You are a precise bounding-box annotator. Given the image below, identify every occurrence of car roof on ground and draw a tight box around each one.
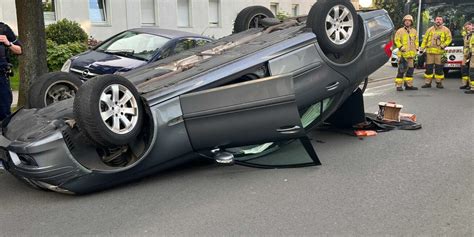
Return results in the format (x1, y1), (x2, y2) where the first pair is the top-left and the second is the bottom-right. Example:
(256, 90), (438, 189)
(129, 28), (211, 40)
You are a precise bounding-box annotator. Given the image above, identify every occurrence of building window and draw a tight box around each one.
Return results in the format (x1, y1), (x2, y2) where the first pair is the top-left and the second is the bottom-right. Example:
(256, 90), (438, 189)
(292, 4), (299, 17)
(208, 0), (220, 27)
(177, 0), (191, 27)
(89, 0), (107, 23)
(42, 0), (56, 23)
(270, 3), (279, 16)
(141, 0), (156, 26)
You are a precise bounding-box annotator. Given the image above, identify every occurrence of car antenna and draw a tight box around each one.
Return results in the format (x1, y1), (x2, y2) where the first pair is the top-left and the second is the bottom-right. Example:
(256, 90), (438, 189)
(200, 27), (209, 36)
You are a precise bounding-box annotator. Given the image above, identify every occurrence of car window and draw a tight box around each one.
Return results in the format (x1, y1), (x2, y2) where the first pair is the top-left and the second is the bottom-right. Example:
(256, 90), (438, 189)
(159, 46), (173, 60)
(366, 14), (393, 40)
(174, 39), (196, 54)
(225, 97), (334, 168)
(195, 39), (210, 47)
(97, 31), (170, 61)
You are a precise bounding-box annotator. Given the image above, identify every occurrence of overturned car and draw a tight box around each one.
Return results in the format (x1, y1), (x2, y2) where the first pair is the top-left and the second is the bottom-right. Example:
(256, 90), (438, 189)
(0, 0), (394, 194)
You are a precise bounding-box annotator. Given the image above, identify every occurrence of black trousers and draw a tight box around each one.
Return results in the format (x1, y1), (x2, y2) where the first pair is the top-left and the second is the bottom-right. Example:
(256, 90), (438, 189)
(0, 74), (12, 120)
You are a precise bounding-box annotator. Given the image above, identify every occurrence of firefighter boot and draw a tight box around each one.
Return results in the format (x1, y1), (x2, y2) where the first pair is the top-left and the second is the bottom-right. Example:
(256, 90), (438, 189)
(434, 64), (445, 89)
(395, 77), (404, 91)
(465, 81), (474, 94)
(461, 65), (470, 89)
(423, 64), (434, 88)
(404, 78), (418, 90)
(460, 84), (470, 89)
(421, 83), (432, 88)
(460, 77), (470, 89)
(422, 75), (433, 88)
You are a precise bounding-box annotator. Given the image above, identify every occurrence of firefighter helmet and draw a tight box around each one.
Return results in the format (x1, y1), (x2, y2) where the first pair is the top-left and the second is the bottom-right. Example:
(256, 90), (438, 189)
(403, 15), (414, 25)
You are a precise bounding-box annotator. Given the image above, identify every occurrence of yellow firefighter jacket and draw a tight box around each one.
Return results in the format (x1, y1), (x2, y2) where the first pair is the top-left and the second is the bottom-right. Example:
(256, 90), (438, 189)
(463, 30), (472, 58)
(470, 33), (474, 57)
(421, 25), (452, 55)
(394, 27), (418, 58)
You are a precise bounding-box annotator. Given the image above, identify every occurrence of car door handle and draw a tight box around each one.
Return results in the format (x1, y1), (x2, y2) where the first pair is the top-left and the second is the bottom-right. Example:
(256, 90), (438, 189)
(326, 81), (340, 91)
(277, 125), (301, 134)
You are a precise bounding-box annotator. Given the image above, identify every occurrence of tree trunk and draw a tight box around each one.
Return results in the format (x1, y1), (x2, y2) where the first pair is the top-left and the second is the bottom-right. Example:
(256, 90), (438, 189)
(15, 0), (48, 108)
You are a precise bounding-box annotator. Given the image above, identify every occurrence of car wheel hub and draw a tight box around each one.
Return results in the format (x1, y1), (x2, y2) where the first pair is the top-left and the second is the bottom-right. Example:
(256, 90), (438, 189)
(248, 14), (268, 29)
(325, 4), (354, 45)
(45, 81), (78, 106)
(99, 84), (139, 135)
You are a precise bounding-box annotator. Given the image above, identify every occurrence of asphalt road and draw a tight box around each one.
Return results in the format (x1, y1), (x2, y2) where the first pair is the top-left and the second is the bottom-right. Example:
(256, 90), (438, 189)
(1, 67), (472, 236)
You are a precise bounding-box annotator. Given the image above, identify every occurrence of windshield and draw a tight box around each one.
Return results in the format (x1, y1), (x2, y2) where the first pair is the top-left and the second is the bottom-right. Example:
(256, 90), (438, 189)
(420, 2), (474, 46)
(96, 31), (170, 61)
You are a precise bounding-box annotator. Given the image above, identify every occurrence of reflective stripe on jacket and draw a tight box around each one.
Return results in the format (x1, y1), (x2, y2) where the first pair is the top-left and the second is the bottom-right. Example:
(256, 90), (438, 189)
(421, 26), (452, 55)
(394, 27), (418, 58)
(463, 31), (472, 57)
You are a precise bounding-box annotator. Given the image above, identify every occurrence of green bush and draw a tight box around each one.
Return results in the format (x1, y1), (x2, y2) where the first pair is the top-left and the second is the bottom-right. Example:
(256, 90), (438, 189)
(276, 11), (291, 21)
(46, 39), (87, 71)
(8, 52), (19, 68)
(10, 67), (19, 91)
(46, 19), (88, 45)
(42, 0), (54, 12)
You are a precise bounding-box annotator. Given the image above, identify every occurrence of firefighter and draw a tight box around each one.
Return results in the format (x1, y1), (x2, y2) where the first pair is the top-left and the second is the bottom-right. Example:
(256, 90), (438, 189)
(420, 16), (452, 89)
(394, 15), (419, 91)
(460, 22), (472, 90)
(466, 27), (474, 94)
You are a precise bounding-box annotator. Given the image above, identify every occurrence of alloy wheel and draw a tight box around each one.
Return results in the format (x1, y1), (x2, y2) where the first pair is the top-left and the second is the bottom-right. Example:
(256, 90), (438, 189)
(325, 5), (354, 45)
(99, 84), (139, 135)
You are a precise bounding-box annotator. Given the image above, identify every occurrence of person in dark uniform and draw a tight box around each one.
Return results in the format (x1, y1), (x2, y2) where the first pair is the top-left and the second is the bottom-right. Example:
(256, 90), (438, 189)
(0, 22), (22, 121)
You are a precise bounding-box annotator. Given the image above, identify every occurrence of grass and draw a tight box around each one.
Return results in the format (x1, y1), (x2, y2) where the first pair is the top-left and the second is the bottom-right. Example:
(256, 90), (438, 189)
(10, 67), (20, 91)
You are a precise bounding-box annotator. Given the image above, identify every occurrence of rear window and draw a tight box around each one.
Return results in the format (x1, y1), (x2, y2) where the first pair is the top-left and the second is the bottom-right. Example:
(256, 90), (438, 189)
(366, 14), (393, 39)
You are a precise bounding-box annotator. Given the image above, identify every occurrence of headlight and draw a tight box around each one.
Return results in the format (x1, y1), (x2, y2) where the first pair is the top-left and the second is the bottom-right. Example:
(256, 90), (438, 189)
(61, 59), (72, 72)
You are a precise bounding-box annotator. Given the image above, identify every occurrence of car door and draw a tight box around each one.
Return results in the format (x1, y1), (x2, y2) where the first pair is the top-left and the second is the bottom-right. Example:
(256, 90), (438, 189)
(180, 74), (306, 151)
(268, 44), (349, 105)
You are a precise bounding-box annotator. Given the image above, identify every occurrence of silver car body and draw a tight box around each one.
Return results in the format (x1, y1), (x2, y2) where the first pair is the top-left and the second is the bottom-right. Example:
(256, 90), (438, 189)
(0, 10), (394, 194)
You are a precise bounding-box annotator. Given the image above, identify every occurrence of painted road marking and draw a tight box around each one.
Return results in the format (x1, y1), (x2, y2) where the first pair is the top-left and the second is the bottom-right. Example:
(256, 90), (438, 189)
(364, 83), (393, 97)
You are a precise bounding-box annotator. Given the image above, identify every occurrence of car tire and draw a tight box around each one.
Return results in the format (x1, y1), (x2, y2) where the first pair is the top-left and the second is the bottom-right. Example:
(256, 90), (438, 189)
(306, 0), (359, 54)
(73, 75), (144, 147)
(28, 72), (83, 108)
(233, 6), (275, 33)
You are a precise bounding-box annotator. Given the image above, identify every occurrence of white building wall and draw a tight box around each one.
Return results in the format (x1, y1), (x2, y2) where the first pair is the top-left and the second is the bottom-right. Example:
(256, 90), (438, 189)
(0, 0), (16, 30)
(1, 0), (360, 40)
